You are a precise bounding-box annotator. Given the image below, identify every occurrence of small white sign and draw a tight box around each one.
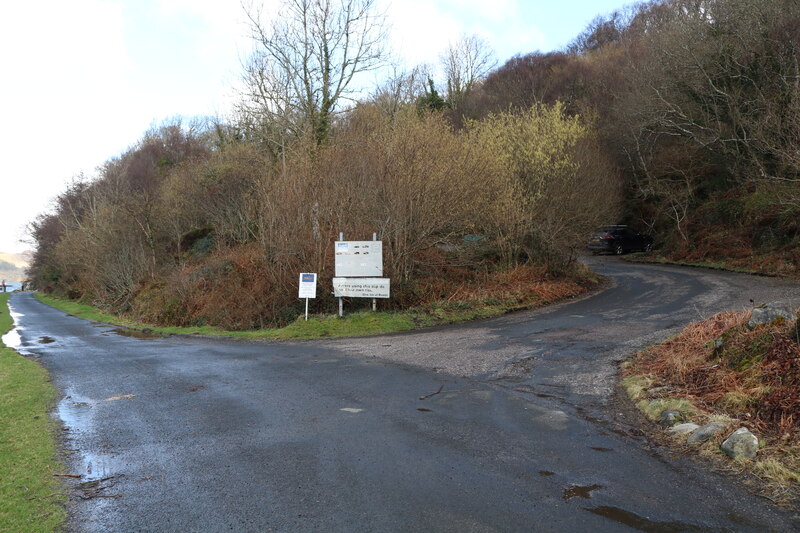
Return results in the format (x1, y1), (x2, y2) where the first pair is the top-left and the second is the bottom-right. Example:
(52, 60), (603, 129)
(298, 273), (317, 299)
(333, 277), (390, 298)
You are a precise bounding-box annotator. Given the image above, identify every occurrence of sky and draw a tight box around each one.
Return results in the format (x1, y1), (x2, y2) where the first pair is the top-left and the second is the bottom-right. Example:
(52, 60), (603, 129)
(0, 0), (629, 255)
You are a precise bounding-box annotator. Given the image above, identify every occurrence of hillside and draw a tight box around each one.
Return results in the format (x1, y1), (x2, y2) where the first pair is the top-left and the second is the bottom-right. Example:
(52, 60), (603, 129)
(0, 251), (30, 282)
(26, 0), (800, 326)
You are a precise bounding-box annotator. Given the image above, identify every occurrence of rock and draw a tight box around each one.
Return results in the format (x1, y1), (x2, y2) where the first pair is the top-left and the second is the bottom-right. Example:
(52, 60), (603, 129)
(667, 423), (699, 435)
(721, 428), (759, 460)
(659, 410), (683, 427)
(687, 421), (728, 445)
(748, 303), (797, 327)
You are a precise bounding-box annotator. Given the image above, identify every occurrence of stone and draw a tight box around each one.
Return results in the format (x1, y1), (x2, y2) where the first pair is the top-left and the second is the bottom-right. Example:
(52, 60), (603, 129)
(748, 303), (797, 328)
(659, 410), (683, 427)
(687, 421), (728, 445)
(667, 423), (699, 435)
(721, 428), (759, 460)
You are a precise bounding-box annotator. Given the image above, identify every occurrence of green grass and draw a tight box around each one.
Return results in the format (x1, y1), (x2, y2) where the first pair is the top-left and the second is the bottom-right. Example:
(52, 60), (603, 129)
(34, 293), (550, 341)
(0, 294), (67, 532)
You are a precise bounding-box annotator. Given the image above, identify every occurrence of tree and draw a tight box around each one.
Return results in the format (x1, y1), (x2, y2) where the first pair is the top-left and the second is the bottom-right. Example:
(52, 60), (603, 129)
(241, 0), (388, 147)
(441, 34), (496, 108)
(416, 78), (449, 113)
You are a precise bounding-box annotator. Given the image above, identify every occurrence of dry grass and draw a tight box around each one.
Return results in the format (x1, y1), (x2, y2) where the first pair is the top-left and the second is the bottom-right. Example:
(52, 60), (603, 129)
(624, 309), (800, 494)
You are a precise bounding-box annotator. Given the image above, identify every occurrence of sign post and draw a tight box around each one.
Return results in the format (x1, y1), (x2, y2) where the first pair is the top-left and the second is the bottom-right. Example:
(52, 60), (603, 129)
(334, 232), (390, 317)
(298, 273), (317, 321)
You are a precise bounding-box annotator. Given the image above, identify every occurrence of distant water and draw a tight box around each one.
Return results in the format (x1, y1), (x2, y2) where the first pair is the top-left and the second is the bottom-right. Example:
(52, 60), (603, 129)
(1, 281), (22, 292)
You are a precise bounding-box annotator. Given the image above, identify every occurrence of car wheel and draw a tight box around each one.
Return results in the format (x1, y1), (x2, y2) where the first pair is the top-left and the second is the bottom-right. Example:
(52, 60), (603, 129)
(614, 244), (624, 255)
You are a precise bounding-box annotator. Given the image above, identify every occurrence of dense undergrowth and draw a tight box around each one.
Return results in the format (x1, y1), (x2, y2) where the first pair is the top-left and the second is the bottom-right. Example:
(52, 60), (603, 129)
(640, 184), (800, 278)
(624, 308), (800, 491)
(38, 264), (598, 339)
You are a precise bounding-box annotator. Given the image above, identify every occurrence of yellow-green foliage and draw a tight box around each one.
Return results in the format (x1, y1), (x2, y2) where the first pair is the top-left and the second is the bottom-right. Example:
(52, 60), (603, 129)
(472, 102), (585, 199)
(469, 103), (622, 270)
(0, 294), (66, 532)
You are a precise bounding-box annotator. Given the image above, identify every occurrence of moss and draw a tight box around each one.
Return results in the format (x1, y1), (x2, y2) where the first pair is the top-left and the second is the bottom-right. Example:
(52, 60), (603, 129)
(636, 397), (698, 421)
(621, 375), (653, 401)
(711, 328), (773, 371)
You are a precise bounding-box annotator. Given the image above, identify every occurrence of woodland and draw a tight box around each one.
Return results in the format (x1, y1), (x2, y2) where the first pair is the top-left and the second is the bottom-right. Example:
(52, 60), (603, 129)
(28, 0), (800, 329)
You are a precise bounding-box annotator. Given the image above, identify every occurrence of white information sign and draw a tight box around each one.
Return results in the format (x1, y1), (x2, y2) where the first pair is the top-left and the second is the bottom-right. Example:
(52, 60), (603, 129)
(298, 273), (317, 299)
(335, 241), (383, 277)
(333, 277), (390, 298)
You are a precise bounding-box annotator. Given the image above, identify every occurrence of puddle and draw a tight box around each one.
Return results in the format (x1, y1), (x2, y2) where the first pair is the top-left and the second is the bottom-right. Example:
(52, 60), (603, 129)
(57, 389), (117, 482)
(563, 484), (602, 500)
(585, 506), (716, 532)
(38, 336), (56, 344)
(1, 306), (28, 353)
(538, 470), (555, 476)
(417, 408), (432, 412)
(58, 393), (95, 431)
(112, 328), (165, 339)
(590, 447), (613, 452)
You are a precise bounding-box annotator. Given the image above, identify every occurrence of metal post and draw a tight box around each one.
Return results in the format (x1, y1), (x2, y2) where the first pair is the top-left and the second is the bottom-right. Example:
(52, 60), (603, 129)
(305, 298), (309, 321)
(372, 232), (377, 312)
(338, 232), (344, 318)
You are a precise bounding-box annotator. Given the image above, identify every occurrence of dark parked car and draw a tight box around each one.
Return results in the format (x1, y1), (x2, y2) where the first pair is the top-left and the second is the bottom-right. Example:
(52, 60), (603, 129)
(587, 225), (653, 255)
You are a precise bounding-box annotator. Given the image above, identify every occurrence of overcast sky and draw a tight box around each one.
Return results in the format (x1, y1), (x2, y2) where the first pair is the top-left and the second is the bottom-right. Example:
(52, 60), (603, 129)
(0, 0), (628, 254)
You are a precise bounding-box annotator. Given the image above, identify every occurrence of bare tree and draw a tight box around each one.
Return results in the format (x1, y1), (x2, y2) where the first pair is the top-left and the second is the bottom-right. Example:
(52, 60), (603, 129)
(369, 64), (431, 117)
(241, 0), (388, 147)
(441, 34), (496, 108)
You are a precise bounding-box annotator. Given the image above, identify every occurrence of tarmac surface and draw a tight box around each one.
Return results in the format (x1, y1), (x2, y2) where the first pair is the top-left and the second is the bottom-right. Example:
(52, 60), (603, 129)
(7, 257), (800, 532)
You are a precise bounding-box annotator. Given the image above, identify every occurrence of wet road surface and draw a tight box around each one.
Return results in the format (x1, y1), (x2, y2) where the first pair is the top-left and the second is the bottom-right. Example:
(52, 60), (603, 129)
(7, 258), (800, 532)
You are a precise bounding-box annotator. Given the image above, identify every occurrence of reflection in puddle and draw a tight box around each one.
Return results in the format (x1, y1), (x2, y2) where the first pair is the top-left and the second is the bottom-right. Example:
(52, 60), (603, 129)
(1, 306), (28, 353)
(590, 447), (613, 452)
(1, 327), (22, 349)
(563, 484), (602, 500)
(586, 506), (712, 532)
(38, 336), (56, 344)
(538, 470), (556, 476)
(57, 390), (115, 481)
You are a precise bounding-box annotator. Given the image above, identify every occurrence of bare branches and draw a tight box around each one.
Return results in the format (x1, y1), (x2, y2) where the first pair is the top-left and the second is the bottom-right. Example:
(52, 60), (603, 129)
(441, 34), (496, 108)
(239, 0), (388, 147)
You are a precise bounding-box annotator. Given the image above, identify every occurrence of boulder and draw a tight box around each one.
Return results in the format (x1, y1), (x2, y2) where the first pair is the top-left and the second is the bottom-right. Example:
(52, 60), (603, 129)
(748, 303), (796, 328)
(659, 410), (683, 427)
(687, 421), (727, 445)
(667, 423), (699, 435)
(721, 428), (759, 460)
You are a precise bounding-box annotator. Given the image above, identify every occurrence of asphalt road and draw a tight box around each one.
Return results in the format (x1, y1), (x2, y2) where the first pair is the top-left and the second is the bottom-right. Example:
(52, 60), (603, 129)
(7, 258), (800, 532)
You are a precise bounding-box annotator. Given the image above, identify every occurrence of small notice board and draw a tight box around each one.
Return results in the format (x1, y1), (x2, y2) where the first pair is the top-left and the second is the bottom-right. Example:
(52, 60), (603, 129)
(298, 273), (317, 299)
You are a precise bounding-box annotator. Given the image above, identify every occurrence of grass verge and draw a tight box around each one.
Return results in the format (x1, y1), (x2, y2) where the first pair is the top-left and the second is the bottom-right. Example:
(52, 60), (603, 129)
(0, 293), (67, 532)
(621, 309), (800, 502)
(35, 275), (596, 341)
